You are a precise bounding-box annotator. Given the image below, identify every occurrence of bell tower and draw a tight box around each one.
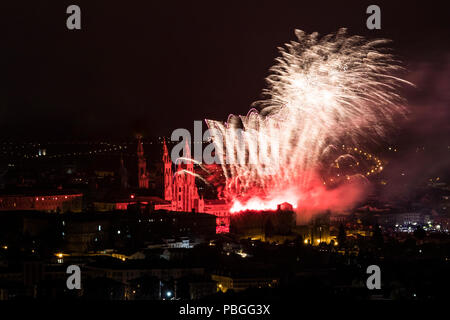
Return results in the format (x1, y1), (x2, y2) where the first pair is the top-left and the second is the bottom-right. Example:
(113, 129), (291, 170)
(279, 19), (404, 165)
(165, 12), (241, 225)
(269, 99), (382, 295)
(163, 139), (172, 201)
(137, 136), (149, 189)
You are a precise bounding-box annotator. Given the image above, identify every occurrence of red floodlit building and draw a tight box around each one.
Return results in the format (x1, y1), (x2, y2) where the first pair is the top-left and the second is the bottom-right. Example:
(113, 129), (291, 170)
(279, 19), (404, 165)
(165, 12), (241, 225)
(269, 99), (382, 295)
(95, 138), (232, 233)
(154, 140), (231, 233)
(0, 192), (83, 213)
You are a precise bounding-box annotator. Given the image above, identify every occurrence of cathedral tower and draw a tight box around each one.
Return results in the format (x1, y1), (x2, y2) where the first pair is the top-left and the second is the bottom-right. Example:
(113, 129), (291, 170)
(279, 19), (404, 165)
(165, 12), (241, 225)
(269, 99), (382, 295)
(119, 154), (128, 190)
(137, 136), (149, 189)
(163, 139), (172, 201)
(171, 141), (203, 212)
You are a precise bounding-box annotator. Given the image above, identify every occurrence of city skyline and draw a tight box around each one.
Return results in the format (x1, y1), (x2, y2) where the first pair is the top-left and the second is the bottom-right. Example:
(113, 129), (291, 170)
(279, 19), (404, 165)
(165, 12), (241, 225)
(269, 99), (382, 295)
(0, 0), (449, 309)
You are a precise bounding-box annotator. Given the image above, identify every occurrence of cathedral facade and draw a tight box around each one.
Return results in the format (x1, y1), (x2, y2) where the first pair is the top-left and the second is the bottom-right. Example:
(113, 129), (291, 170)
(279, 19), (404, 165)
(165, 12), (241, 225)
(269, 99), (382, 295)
(157, 140), (231, 232)
(159, 140), (204, 213)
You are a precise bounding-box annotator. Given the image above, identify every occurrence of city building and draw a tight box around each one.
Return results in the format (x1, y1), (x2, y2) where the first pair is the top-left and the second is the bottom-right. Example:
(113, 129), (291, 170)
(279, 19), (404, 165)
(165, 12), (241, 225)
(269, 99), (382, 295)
(155, 140), (231, 233)
(212, 272), (279, 293)
(377, 212), (430, 227)
(0, 191), (82, 213)
(22, 212), (112, 253)
(229, 204), (296, 240)
(85, 261), (205, 284)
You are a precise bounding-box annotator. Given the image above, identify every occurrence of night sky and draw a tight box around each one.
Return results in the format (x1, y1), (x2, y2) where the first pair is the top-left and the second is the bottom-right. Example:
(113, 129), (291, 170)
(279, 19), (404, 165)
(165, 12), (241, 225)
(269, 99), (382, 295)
(1, 0), (449, 141)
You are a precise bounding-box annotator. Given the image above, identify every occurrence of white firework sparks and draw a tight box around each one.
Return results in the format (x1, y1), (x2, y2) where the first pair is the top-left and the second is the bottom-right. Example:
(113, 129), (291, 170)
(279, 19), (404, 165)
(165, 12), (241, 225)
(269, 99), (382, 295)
(206, 28), (413, 213)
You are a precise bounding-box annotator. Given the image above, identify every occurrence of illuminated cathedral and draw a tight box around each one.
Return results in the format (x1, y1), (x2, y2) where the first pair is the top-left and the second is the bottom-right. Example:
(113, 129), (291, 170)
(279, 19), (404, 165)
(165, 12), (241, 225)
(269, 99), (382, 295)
(157, 140), (231, 233)
(162, 140), (204, 212)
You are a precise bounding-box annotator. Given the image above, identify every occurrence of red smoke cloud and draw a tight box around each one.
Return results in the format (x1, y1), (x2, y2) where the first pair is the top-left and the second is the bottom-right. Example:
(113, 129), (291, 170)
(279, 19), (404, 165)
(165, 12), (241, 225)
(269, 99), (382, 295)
(228, 171), (372, 223)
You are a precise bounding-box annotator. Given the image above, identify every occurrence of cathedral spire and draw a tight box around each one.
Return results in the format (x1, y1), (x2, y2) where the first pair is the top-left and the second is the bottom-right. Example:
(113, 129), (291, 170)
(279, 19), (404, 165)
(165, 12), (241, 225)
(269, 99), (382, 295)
(184, 139), (193, 172)
(163, 138), (173, 201)
(137, 135), (144, 157)
(184, 139), (191, 159)
(119, 153), (128, 190)
(137, 136), (149, 189)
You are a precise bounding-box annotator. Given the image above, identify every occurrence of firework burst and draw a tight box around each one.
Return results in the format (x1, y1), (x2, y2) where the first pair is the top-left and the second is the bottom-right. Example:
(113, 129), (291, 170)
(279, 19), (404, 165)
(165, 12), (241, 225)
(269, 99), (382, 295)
(206, 28), (413, 213)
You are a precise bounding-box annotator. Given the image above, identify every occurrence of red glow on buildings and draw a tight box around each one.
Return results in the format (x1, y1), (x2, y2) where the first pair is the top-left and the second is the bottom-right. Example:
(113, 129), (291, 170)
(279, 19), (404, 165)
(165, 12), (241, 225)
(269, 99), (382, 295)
(0, 192), (83, 213)
(155, 140), (232, 233)
(230, 197), (298, 213)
